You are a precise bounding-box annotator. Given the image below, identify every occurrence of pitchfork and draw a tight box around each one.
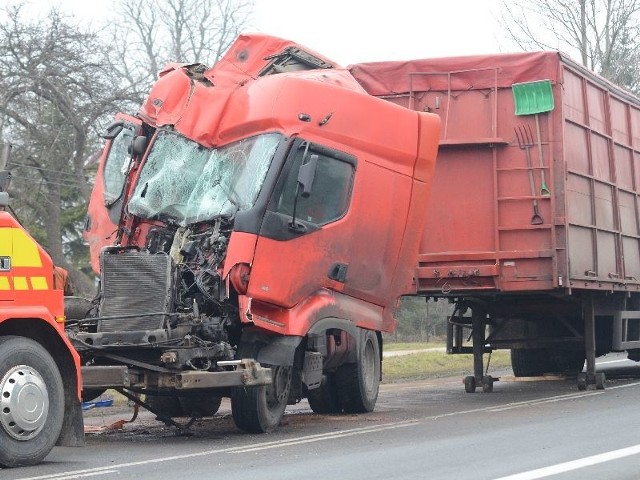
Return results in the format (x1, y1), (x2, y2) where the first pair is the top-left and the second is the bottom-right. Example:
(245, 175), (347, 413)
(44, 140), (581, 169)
(515, 125), (544, 225)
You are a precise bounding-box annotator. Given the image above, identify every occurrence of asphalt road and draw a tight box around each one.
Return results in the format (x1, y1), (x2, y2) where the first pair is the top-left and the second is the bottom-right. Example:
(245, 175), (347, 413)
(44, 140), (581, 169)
(5, 355), (640, 480)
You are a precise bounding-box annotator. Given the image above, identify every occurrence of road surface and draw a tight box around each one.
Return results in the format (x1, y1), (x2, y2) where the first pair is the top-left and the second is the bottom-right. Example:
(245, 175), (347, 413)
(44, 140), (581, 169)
(4, 354), (640, 480)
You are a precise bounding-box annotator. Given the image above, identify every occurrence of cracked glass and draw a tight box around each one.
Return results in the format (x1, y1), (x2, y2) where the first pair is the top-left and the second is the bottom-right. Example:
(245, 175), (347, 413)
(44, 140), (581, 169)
(103, 126), (135, 204)
(128, 131), (281, 225)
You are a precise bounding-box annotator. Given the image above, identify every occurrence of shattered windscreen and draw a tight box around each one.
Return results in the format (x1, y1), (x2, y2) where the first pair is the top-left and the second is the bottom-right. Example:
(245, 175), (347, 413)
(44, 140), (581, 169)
(127, 131), (281, 225)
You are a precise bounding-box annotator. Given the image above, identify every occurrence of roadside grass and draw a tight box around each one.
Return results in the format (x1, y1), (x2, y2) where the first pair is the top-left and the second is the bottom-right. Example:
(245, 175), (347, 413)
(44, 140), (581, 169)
(383, 341), (444, 351)
(382, 348), (511, 383)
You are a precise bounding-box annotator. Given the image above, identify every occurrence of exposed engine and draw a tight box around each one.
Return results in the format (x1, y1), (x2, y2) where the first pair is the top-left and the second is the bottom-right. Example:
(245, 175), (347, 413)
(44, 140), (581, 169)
(69, 218), (240, 371)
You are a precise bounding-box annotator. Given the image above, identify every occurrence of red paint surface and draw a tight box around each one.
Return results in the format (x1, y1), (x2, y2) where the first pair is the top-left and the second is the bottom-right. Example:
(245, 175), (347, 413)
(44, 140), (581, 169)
(351, 51), (640, 295)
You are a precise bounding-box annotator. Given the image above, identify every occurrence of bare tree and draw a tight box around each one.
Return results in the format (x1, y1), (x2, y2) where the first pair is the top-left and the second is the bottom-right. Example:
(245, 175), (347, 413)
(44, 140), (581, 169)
(107, 0), (254, 103)
(0, 4), (136, 295)
(500, 0), (640, 93)
(0, 0), (256, 296)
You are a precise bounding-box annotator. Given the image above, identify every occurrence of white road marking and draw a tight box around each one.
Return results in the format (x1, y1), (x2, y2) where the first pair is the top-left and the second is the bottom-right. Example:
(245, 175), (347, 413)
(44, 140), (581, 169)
(493, 444), (640, 480)
(598, 359), (632, 365)
(489, 391), (604, 412)
(43, 471), (118, 479)
(16, 382), (640, 479)
(608, 381), (640, 390)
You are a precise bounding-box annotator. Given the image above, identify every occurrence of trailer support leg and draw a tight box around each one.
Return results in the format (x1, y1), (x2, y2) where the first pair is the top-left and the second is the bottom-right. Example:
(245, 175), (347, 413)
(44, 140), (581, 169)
(578, 296), (606, 390)
(464, 312), (494, 393)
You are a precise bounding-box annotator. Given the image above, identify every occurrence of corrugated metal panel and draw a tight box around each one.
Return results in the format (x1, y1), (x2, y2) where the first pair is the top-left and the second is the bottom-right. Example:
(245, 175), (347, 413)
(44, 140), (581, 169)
(351, 51), (640, 296)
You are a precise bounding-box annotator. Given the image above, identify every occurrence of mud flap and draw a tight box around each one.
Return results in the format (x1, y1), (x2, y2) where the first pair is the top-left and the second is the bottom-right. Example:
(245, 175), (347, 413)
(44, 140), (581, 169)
(257, 335), (303, 366)
(56, 394), (84, 447)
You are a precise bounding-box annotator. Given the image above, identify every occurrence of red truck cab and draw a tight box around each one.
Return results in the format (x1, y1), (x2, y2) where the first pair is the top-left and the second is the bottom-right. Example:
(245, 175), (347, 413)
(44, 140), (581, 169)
(79, 34), (440, 432)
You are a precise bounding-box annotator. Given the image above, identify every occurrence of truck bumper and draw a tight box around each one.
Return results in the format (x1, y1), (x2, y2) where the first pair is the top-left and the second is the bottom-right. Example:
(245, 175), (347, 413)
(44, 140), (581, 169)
(81, 359), (272, 391)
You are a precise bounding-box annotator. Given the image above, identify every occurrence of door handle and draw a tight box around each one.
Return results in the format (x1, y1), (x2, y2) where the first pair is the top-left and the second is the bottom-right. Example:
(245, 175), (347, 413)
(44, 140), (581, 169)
(328, 263), (348, 283)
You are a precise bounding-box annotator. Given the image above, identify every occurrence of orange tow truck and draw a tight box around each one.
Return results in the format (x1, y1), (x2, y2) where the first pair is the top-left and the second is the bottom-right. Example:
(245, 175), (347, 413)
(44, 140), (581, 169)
(0, 143), (84, 467)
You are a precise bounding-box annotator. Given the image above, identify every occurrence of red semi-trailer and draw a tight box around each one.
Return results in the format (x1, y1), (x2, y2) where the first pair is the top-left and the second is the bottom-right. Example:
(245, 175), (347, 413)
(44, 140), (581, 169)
(351, 51), (640, 391)
(77, 34), (441, 432)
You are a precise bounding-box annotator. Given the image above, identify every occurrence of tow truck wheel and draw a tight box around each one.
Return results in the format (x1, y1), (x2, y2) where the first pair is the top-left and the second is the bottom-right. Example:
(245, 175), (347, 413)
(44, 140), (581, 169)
(335, 329), (380, 413)
(231, 342), (292, 433)
(0, 336), (64, 468)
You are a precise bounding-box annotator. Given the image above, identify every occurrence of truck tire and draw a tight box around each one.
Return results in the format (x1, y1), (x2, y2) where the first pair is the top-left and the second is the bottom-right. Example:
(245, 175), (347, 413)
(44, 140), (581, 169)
(64, 296), (92, 320)
(335, 329), (380, 413)
(145, 393), (183, 418)
(307, 374), (340, 414)
(179, 394), (222, 417)
(82, 388), (107, 403)
(231, 342), (292, 433)
(510, 348), (548, 377)
(0, 336), (64, 468)
(547, 347), (585, 375)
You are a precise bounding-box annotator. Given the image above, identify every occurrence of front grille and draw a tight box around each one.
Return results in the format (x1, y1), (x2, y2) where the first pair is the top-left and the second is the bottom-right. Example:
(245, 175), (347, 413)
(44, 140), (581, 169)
(98, 252), (174, 333)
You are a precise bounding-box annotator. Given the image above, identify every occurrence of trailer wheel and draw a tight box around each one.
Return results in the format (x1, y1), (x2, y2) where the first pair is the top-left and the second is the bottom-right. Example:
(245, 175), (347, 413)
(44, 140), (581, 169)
(0, 336), (64, 468)
(482, 375), (494, 393)
(231, 342), (292, 433)
(335, 329), (380, 413)
(577, 373), (587, 391)
(307, 374), (340, 414)
(464, 376), (476, 393)
(510, 348), (548, 377)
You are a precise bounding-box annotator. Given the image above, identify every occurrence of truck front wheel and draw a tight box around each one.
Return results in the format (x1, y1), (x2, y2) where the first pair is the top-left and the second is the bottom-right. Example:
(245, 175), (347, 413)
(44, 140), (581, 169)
(335, 329), (380, 413)
(0, 336), (64, 468)
(231, 342), (292, 433)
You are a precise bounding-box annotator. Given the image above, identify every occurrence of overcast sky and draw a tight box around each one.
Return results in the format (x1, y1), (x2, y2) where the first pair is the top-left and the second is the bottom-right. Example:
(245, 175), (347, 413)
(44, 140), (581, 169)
(252, 0), (508, 65)
(29, 0), (510, 66)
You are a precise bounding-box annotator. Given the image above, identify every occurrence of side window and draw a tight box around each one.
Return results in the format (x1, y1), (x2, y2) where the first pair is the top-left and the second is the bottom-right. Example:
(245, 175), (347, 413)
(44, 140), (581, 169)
(103, 126), (135, 205)
(276, 147), (354, 225)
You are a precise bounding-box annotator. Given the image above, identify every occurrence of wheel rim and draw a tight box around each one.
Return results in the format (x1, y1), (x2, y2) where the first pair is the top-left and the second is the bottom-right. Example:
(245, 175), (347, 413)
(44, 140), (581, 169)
(362, 340), (376, 393)
(0, 365), (49, 440)
(266, 366), (291, 410)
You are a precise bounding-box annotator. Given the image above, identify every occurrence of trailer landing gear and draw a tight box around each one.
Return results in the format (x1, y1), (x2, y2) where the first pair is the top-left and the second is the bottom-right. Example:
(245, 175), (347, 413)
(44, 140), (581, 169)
(463, 313), (496, 393)
(577, 372), (606, 391)
(464, 375), (495, 393)
(580, 297), (606, 390)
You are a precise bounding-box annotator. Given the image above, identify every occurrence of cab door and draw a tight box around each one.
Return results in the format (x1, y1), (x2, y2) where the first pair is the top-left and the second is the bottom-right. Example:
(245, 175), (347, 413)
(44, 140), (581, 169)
(83, 114), (142, 273)
(247, 140), (356, 309)
(0, 218), (13, 302)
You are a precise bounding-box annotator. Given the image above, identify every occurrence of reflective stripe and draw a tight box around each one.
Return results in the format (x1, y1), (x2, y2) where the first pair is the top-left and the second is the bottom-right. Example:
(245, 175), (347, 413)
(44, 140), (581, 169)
(13, 277), (28, 290)
(0, 276), (53, 290)
(30, 276), (48, 290)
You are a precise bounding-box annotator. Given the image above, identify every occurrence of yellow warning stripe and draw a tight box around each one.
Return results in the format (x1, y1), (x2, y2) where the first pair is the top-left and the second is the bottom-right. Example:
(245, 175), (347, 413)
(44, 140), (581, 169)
(0, 275), (50, 291)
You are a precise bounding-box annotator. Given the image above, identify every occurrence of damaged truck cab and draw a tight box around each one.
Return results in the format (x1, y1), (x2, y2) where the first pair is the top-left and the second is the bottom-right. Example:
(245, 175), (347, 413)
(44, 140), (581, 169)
(77, 34), (440, 432)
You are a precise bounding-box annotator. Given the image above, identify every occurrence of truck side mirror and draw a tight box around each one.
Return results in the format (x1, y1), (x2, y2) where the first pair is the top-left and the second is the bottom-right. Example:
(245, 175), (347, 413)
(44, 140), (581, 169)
(0, 171), (11, 192)
(289, 153), (319, 232)
(102, 120), (124, 139)
(297, 153), (318, 198)
(129, 136), (148, 156)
